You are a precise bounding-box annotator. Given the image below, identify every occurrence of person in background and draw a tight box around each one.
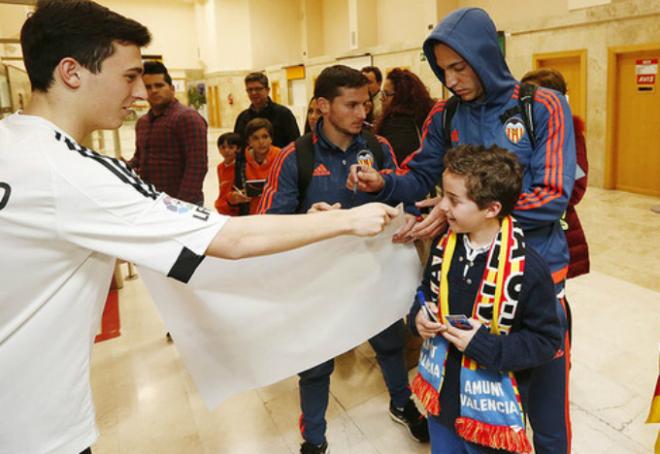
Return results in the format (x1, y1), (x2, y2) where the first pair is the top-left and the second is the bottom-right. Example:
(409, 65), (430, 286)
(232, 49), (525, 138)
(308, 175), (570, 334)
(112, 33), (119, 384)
(304, 96), (322, 134)
(129, 60), (208, 205)
(231, 118), (280, 215)
(234, 72), (300, 148)
(361, 65), (384, 120)
(214, 132), (242, 216)
(375, 68), (436, 165)
(522, 67), (590, 343)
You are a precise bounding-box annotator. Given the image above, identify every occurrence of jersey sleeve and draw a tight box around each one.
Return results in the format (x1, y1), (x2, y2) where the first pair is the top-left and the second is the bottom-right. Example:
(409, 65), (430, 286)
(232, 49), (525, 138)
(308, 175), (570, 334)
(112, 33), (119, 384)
(48, 145), (226, 283)
(513, 89), (576, 229)
(376, 135), (418, 215)
(257, 143), (300, 214)
(381, 100), (447, 204)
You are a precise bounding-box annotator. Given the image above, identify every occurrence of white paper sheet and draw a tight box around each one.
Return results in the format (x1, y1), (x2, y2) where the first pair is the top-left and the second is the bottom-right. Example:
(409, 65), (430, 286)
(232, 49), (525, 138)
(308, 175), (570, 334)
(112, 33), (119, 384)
(140, 213), (422, 409)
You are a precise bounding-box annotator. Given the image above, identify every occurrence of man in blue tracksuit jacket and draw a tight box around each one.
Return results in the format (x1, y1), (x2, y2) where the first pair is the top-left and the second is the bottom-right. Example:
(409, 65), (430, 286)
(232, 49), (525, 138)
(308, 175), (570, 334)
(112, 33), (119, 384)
(348, 8), (576, 454)
(258, 65), (428, 454)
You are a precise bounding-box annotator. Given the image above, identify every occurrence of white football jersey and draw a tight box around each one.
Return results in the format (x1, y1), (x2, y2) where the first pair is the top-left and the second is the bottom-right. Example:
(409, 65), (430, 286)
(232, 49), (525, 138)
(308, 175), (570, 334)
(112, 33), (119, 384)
(0, 113), (226, 454)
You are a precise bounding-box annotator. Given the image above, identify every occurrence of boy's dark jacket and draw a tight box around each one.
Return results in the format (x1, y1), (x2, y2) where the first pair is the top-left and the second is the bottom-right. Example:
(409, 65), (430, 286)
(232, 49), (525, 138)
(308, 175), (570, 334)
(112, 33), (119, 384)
(381, 7), (576, 280)
(408, 234), (562, 428)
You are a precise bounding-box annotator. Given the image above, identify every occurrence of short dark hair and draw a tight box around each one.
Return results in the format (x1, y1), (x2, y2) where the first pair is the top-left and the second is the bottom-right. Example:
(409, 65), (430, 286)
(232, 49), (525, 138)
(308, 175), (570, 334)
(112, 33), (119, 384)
(245, 72), (269, 88)
(245, 118), (273, 140)
(217, 132), (242, 148)
(21, 0), (151, 92)
(361, 66), (383, 83)
(314, 65), (368, 101)
(443, 144), (523, 219)
(521, 68), (567, 95)
(143, 60), (172, 85)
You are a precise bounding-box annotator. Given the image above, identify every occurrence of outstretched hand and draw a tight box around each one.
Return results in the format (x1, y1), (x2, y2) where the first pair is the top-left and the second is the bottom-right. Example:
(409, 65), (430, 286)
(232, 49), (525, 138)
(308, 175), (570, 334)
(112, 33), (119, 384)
(347, 203), (399, 237)
(410, 198), (447, 240)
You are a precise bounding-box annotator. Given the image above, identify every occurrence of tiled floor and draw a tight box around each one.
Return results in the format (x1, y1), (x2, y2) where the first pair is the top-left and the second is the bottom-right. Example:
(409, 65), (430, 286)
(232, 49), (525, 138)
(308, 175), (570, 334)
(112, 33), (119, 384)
(91, 128), (660, 453)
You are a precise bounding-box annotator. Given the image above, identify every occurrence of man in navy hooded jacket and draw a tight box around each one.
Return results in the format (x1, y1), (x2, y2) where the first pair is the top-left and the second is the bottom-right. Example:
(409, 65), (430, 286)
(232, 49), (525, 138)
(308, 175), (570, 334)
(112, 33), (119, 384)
(348, 8), (575, 454)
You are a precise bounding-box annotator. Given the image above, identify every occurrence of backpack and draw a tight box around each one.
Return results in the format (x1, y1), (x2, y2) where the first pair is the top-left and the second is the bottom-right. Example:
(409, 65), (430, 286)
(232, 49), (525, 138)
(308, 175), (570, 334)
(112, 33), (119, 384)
(233, 149), (250, 216)
(442, 83), (538, 149)
(294, 132), (384, 201)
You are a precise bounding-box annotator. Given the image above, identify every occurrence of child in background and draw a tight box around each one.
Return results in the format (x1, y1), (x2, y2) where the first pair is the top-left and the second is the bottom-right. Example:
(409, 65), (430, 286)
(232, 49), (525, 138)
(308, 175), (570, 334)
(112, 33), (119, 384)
(234, 118), (280, 215)
(409, 144), (562, 453)
(214, 132), (243, 216)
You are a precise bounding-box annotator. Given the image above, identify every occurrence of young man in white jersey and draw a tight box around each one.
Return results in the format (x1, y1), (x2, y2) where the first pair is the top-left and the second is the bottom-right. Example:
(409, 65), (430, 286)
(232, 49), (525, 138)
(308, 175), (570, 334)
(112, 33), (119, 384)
(0, 1), (398, 453)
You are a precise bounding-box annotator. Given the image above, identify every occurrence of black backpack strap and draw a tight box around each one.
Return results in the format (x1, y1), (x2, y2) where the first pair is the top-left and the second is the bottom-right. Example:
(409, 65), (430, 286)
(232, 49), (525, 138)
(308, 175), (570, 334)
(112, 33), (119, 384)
(361, 132), (384, 169)
(295, 133), (315, 201)
(442, 96), (461, 149)
(500, 83), (537, 149)
(233, 149), (250, 216)
(518, 82), (537, 149)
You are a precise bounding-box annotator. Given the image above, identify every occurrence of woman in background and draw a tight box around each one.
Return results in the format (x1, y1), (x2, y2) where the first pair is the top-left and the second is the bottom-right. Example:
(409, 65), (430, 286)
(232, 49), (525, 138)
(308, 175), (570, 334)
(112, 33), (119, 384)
(375, 68), (435, 165)
(304, 97), (322, 134)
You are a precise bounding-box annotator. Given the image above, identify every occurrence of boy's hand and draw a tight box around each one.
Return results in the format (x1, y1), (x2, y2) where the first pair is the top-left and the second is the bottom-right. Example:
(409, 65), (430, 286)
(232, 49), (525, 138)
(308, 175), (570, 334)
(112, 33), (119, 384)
(392, 213), (418, 243)
(308, 202), (341, 213)
(441, 319), (482, 352)
(346, 164), (385, 193)
(410, 200), (447, 240)
(415, 304), (446, 339)
(228, 191), (250, 205)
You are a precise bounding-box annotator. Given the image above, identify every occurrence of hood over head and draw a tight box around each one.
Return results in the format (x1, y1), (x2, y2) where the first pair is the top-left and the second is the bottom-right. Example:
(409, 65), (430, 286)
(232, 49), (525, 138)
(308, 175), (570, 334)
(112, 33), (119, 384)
(423, 8), (515, 105)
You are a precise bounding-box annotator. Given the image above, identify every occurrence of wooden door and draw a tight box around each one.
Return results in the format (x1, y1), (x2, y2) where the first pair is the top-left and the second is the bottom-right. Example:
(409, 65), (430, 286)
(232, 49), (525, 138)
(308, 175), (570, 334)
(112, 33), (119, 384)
(533, 50), (587, 123)
(271, 80), (281, 104)
(609, 47), (660, 196)
(207, 85), (217, 127)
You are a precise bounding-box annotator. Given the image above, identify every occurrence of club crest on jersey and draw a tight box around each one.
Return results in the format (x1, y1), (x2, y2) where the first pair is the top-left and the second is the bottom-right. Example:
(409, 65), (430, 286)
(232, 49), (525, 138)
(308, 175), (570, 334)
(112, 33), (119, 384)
(504, 117), (525, 144)
(163, 195), (193, 214)
(357, 149), (375, 168)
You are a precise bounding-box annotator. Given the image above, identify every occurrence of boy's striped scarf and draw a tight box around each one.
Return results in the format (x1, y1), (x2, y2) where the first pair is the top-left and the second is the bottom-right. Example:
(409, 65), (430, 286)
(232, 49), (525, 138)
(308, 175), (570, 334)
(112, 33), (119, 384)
(412, 216), (532, 453)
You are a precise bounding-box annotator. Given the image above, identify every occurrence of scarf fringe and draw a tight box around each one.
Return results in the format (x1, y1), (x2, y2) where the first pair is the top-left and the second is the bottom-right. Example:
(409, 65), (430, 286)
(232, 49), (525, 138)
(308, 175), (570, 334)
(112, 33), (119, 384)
(411, 373), (440, 416)
(455, 417), (532, 453)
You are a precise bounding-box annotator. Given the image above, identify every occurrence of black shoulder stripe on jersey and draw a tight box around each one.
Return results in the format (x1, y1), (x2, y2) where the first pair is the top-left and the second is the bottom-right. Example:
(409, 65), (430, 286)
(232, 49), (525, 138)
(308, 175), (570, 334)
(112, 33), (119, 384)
(55, 132), (159, 200)
(167, 246), (205, 283)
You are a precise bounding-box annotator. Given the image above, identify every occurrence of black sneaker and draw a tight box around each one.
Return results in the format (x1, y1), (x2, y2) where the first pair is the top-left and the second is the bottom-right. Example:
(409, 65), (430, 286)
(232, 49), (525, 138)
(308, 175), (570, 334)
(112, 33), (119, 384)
(389, 399), (429, 443)
(300, 441), (329, 454)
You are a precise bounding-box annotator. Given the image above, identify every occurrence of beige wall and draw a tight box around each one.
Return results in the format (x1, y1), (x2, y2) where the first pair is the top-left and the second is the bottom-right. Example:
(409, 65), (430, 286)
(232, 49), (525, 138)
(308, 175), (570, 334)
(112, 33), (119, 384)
(376, 0), (429, 48)
(100, 0), (200, 70)
(302, 0), (324, 58)
(250, 0), (302, 68)
(322, 0), (350, 57)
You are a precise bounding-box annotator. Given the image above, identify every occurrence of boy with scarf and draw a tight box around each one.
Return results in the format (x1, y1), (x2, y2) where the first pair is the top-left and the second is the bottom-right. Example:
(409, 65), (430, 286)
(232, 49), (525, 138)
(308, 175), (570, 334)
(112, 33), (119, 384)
(409, 144), (562, 453)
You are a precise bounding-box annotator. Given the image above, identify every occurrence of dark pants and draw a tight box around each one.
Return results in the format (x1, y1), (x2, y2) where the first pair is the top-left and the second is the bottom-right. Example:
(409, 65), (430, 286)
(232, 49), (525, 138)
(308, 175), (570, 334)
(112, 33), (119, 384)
(298, 319), (410, 445)
(527, 282), (571, 454)
(80, 448), (92, 454)
(428, 416), (509, 453)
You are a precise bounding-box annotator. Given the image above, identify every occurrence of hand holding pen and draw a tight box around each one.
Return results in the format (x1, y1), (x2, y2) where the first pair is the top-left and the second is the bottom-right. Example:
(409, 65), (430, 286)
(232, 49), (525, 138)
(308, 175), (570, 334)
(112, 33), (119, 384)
(414, 290), (446, 339)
